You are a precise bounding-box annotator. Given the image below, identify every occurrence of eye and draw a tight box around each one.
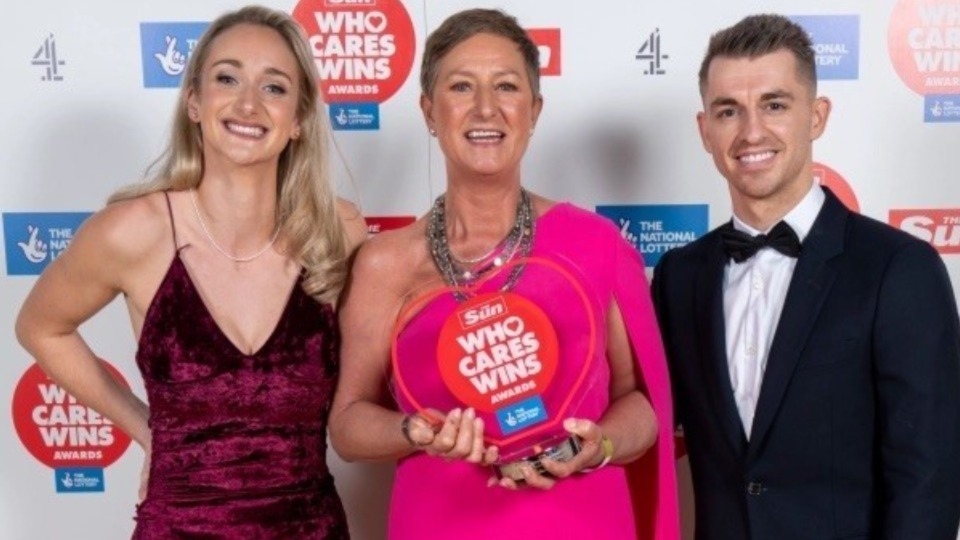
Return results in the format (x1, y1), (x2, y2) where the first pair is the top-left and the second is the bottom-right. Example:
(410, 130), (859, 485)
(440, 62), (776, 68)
(264, 83), (287, 96)
(450, 81), (472, 92)
(766, 102), (787, 111)
(215, 73), (237, 85)
(715, 108), (736, 119)
(496, 81), (519, 92)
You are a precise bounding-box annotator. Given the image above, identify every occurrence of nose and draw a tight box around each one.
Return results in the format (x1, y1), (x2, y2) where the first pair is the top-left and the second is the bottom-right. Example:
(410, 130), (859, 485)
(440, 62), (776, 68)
(473, 86), (496, 119)
(739, 108), (766, 144)
(234, 84), (258, 115)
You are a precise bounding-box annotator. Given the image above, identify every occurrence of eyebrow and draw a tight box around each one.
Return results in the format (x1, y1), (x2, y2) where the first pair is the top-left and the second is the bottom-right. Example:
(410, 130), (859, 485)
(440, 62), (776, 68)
(443, 67), (522, 79)
(210, 59), (293, 82)
(708, 89), (796, 109)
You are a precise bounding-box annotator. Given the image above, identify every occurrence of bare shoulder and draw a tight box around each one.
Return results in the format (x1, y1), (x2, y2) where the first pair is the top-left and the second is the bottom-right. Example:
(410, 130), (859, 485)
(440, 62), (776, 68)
(349, 217), (430, 295)
(77, 191), (173, 265)
(336, 197), (368, 253)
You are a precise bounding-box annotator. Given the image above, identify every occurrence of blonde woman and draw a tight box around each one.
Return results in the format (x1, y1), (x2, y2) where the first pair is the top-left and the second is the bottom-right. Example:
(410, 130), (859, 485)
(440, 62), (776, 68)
(16, 6), (364, 538)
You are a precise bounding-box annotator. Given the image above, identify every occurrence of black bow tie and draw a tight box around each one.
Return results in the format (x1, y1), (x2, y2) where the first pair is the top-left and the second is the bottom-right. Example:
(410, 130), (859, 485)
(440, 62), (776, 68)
(720, 221), (802, 263)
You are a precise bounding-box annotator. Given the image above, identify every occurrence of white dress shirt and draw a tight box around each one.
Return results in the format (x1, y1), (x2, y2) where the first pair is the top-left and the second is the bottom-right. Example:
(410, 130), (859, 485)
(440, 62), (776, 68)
(723, 184), (825, 439)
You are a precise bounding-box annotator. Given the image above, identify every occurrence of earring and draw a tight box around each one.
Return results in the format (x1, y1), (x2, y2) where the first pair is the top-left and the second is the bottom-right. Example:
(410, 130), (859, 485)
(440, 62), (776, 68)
(429, 128), (437, 136)
(292, 128), (301, 140)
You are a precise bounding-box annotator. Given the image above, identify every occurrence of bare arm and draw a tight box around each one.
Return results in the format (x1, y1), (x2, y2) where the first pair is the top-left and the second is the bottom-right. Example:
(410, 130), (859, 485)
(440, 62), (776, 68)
(329, 234), (491, 463)
(15, 199), (163, 449)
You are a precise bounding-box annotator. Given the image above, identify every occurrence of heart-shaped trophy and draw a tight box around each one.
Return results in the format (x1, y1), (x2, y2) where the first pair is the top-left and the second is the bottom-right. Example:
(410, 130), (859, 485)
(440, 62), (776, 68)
(391, 255), (602, 481)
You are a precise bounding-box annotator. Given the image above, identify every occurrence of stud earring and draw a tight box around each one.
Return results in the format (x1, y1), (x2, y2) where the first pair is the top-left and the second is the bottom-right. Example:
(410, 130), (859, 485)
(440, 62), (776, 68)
(429, 128), (437, 136)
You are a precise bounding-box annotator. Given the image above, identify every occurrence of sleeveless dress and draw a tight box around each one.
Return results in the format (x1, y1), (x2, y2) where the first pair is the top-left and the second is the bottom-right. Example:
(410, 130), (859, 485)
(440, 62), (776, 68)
(132, 194), (348, 539)
(389, 203), (680, 539)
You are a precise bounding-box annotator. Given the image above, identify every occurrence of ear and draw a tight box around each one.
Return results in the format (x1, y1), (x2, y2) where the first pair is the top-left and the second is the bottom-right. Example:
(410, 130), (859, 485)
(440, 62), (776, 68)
(696, 111), (713, 154)
(531, 94), (544, 129)
(186, 87), (200, 123)
(420, 93), (435, 133)
(810, 96), (832, 141)
(291, 118), (302, 140)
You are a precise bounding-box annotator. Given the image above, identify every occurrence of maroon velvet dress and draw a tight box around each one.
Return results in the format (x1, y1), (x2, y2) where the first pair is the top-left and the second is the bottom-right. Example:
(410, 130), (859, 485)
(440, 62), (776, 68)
(132, 194), (348, 538)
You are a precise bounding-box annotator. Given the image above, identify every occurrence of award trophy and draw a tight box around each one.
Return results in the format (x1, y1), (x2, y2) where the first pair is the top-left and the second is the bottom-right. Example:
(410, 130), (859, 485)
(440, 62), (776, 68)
(391, 255), (602, 481)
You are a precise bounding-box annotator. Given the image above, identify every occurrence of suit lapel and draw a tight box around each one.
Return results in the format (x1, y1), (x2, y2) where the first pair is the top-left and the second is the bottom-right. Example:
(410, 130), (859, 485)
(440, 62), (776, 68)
(747, 190), (847, 462)
(696, 233), (748, 455)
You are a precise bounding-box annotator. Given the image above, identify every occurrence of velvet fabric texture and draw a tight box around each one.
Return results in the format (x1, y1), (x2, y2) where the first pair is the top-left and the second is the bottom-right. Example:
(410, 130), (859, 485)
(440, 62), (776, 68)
(132, 253), (347, 539)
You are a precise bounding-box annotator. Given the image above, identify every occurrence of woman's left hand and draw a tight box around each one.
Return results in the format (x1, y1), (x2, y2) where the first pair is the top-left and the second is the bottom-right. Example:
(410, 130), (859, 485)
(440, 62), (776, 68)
(489, 417), (607, 491)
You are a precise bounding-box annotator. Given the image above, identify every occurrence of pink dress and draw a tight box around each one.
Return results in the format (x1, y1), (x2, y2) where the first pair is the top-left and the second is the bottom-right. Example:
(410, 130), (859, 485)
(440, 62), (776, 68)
(390, 203), (679, 539)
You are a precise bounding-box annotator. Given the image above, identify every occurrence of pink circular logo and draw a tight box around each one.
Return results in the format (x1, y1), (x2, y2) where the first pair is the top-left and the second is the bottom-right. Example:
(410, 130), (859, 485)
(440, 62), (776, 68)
(813, 162), (859, 213)
(888, 0), (960, 95)
(12, 362), (133, 468)
(293, 0), (416, 104)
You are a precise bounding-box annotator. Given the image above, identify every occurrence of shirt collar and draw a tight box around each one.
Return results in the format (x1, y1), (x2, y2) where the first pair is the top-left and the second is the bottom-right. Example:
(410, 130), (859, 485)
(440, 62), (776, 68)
(731, 183), (825, 243)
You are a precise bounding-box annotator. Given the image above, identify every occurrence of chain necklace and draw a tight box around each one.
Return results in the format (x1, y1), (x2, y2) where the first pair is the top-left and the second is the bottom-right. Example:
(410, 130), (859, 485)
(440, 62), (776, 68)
(189, 188), (281, 263)
(427, 189), (534, 302)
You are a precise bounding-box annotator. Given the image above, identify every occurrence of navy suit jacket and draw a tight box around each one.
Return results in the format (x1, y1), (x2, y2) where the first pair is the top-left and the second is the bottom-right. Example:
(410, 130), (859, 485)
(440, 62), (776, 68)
(652, 189), (960, 539)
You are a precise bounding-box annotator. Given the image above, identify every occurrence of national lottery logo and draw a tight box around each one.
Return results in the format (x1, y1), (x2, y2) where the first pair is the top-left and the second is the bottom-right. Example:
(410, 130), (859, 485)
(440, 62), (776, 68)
(790, 15), (860, 80)
(140, 22), (208, 88)
(924, 94), (960, 122)
(595, 204), (708, 266)
(329, 102), (380, 130)
(888, 0), (960, 95)
(12, 361), (133, 492)
(3, 212), (92, 275)
(889, 209), (960, 254)
(437, 293), (559, 411)
(293, 0), (415, 104)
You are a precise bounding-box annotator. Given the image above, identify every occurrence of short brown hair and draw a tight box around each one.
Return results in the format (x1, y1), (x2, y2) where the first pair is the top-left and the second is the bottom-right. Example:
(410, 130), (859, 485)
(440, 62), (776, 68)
(698, 14), (816, 95)
(420, 8), (540, 98)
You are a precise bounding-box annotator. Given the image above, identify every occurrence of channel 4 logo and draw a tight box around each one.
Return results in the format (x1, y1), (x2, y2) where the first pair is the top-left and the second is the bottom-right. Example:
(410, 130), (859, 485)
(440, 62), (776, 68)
(3, 212), (92, 275)
(636, 28), (669, 75)
(329, 103), (380, 130)
(31, 33), (65, 82)
(790, 15), (860, 80)
(596, 204), (708, 266)
(140, 22), (208, 88)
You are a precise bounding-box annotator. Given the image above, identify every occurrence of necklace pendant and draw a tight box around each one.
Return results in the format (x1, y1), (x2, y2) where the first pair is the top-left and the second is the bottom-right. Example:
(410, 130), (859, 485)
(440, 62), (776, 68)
(493, 256), (503, 267)
(462, 270), (473, 280)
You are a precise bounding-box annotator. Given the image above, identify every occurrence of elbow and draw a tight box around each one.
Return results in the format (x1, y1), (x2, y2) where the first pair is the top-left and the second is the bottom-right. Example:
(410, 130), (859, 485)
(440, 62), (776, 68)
(327, 411), (359, 463)
(14, 306), (36, 353)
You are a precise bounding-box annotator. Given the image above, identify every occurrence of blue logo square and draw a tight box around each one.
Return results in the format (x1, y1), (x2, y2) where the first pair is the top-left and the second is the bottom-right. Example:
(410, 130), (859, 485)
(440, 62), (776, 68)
(55, 468), (104, 493)
(495, 395), (548, 436)
(595, 204), (708, 266)
(329, 103), (380, 131)
(3, 212), (93, 275)
(790, 15), (860, 81)
(925, 95), (960, 123)
(140, 22), (208, 88)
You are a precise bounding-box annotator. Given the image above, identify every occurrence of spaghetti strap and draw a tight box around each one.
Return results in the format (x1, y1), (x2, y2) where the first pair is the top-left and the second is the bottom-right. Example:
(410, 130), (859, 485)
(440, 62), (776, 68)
(162, 191), (180, 250)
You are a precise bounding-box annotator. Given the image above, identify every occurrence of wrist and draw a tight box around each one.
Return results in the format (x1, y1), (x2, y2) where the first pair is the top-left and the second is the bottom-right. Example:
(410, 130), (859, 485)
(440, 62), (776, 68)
(581, 433), (614, 472)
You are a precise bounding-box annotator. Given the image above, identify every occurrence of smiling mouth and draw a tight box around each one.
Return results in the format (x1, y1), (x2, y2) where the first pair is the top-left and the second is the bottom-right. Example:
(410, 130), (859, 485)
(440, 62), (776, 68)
(224, 121), (266, 138)
(465, 129), (505, 142)
(738, 150), (776, 164)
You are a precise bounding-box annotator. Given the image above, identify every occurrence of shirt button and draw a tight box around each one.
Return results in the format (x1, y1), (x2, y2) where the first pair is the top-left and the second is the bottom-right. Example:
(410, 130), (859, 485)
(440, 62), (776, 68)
(747, 481), (763, 496)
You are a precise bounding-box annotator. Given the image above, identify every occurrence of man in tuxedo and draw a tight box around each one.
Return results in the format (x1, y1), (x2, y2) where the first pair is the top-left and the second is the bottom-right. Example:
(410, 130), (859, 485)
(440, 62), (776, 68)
(652, 14), (960, 539)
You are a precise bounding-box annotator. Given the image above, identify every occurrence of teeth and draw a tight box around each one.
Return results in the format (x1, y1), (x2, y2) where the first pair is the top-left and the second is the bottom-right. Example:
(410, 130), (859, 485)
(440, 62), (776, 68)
(740, 151), (774, 164)
(467, 130), (503, 139)
(226, 122), (265, 137)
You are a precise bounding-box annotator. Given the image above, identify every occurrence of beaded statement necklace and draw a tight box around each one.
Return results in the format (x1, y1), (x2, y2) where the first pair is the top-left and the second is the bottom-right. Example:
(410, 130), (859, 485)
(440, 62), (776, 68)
(190, 188), (281, 263)
(427, 189), (534, 302)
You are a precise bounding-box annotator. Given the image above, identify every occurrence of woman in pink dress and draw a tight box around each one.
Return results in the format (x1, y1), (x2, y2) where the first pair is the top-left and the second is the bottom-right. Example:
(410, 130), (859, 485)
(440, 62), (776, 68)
(330, 8), (679, 539)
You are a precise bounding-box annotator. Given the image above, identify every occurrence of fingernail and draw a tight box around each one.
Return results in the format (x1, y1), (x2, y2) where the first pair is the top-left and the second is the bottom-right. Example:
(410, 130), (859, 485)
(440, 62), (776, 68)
(563, 418), (577, 431)
(465, 407), (475, 419)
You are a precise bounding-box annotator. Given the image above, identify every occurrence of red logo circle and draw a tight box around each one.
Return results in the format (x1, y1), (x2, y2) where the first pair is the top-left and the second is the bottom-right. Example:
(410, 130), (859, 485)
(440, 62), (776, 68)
(813, 161), (860, 213)
(293, 0), (416, 104)
(436, 293), (559, 413)
(12, 361), (133, 468)
(888, 0), (960, 95)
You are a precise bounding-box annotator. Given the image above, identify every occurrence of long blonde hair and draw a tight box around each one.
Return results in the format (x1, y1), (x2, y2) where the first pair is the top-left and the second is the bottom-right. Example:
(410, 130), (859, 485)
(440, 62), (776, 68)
(110, 5), (347, 304)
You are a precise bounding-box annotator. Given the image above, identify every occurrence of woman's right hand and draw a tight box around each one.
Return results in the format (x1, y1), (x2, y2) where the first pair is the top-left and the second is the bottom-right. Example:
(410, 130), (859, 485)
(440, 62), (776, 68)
(405, 408), (498, 465)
